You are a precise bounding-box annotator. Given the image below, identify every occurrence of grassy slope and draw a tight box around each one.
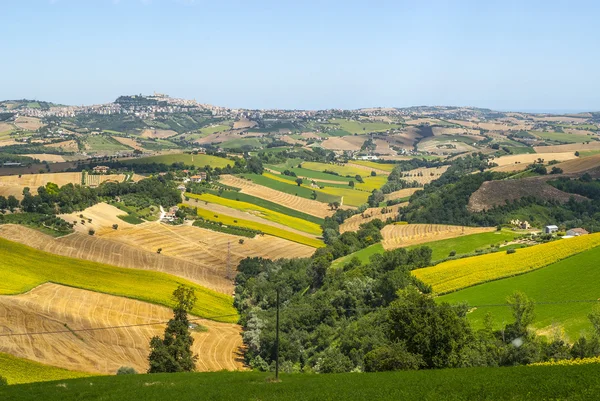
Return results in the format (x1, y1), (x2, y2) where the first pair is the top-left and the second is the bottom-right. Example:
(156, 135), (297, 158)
(266, 164), (351, 183)
(413, 233), (600, 294)
(439, 246), (600, 339)
(188, 205), (324, 248)
(0, 353), (93, 385)
(331, 231), (519, 269)
(351, 160), (397, 172)
(124, 153), (232, 168)
(530, 130), (590, 144)
(3, 365), (600, 401)
(0, 238), (237, 322)
(185, 193), (321, 235)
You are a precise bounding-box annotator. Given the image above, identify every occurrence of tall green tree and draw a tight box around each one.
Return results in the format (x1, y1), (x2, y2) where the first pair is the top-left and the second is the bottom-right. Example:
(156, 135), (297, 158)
(148, 285), (198, 373)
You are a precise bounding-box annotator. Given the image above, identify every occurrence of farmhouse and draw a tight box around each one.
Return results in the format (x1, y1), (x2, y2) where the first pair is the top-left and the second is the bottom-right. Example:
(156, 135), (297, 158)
(190, 172), (207, 183)
(566, 228), (589, 237)
(92, 165), (110, 174)
(544, 225), (559, 234)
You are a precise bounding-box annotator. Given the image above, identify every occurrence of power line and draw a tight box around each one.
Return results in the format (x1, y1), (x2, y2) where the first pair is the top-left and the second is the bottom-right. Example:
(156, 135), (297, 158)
(0, 298), (598, 339)
(0, 313), (239, 338)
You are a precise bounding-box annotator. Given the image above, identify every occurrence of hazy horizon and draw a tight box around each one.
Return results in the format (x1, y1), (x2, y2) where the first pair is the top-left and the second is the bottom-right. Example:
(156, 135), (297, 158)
(2, 0), (600, 111)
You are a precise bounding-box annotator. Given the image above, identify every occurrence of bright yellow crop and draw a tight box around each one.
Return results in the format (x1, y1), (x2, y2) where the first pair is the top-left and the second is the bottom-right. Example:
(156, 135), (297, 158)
(188, 205), (325, 248)
(185, 192), (322, 235)
(413, 233), (600, 294)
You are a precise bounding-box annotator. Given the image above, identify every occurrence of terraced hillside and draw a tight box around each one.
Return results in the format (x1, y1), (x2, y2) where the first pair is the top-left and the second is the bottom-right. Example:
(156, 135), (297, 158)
(219, 174), (334, 218)
(381, 224), (495, 250)
(0, 284), (243, 374)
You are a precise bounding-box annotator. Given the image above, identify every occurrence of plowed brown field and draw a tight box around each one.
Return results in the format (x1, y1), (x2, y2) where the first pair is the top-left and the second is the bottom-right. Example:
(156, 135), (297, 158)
(219, 174), (334, 218)
(0, 283), (244, 374)
(381, 224), (495, 250)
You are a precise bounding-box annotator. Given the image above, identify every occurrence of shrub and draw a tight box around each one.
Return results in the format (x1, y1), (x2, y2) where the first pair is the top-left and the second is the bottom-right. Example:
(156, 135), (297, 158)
(449, 250), (456, 257)
(116, 366), (137, 375)
(112, 224), (118, 230)
(0, 375), (7, 385)
(506, 248), (516, 254)
(88, 229), (95, 236)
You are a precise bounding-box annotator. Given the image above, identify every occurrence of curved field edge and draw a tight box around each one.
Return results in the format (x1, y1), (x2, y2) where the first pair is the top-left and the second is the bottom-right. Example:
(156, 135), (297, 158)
(2, 365), (600, 400)
(0, 353), (95, 385)
(413, 233), (600, 294)
(438, 246), (600, 339)
(185, 192), (322, 236)
(0, 237), (237, 322)
(185, 203), (325, 248)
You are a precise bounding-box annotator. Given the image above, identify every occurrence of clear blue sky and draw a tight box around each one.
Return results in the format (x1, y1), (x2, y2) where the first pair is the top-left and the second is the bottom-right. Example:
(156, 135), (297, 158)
(2, 0), (599, 111)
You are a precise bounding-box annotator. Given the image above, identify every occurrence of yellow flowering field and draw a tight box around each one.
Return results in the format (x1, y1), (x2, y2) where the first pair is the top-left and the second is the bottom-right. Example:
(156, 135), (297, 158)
(530, 356), (600, 367)
(413, 233), (600, 294)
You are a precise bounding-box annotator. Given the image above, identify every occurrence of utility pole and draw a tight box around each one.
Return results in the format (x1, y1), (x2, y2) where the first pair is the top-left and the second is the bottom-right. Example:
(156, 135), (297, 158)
(275, 288), (280, 381)
(225, 241), (232, 280)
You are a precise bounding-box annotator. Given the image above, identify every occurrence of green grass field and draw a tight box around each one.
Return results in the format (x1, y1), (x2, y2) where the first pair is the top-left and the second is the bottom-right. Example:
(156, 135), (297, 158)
(0, 353), (93, 385)
(331, 231), (520, 269)
(185, 193), (322, 235)
(0, 238), (237, 322)
(316, 186), (370, 207)
(220, 138), (263, 149)
(124, 153), (232, 168)
(201, 189), (323, 226)
(302, 161), (372, 177)
(3, 365), (600, 400)
(266, 164), (351, 184)
(199, 123), (232, 135)
(326, 118), (403, 134)
(187, 205), (324, 248)
(84, 135), (132, 152)
(355, 175), (388, 192)
(530, 130), (591, 144)
(439, 246), (600, 339)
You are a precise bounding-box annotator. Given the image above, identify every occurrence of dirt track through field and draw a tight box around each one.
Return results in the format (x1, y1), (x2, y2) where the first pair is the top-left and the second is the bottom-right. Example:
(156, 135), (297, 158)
(219, 175), (334, 218)
(381, 224), (495, 250)
(0, 283), (244, 374)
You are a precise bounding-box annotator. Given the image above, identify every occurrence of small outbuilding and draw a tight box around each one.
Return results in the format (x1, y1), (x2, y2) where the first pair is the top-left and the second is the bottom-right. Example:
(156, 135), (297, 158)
(544, 225), (559, 234)
(566, 228), (589, 237)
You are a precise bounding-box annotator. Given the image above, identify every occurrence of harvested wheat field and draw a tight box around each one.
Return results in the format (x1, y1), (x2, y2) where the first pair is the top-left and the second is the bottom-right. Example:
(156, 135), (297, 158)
(0, 172), (83, 199)
(401, 166), (449, 186)
(219, 174), (334, 218)
(340, 204), (406, 234)
(381, 224), (495, 250)
(141, 129), (178, 139)
(321, 137), (363, 151)
(552, 154), (600, 175)
(0, 122), (14, 134)
(384, 188), (420, 201)
(113, 136), (143, 150)
(533, 141), (600, 153)
(468, 177), (588, 212)
(0, 225), (232, 295)
(184, 197), (319, 239)
(492, 152), (577, 167)
(14, 116), (43, 131)
(0, 283), (243, 374)
(431, 127), (481, 136)
(84, 173), (126, 187)
(347, 162), (391, 176)
(23, 154), (66, 163)
(233, 119), (257, 129)
(44, 139), (79, 151)
(59, 202), (134, 235)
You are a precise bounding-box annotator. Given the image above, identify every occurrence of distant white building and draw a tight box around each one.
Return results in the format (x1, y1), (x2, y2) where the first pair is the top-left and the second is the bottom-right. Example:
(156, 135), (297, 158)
(544, 225), (559, 234)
